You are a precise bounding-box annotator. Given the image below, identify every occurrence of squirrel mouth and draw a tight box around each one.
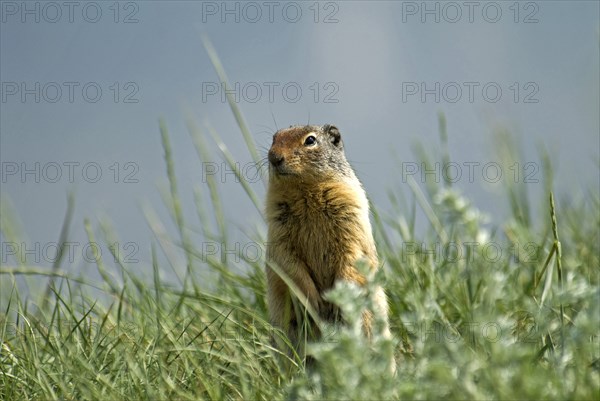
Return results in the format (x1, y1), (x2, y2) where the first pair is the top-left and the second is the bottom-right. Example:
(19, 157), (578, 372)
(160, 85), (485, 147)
(273, 169), (292, 176)
(270, 164), (295, 176)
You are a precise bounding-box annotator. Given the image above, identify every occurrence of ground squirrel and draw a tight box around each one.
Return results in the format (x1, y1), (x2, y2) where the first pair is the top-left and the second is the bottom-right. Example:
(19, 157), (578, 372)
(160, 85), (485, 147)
(265, 124), (392, 358)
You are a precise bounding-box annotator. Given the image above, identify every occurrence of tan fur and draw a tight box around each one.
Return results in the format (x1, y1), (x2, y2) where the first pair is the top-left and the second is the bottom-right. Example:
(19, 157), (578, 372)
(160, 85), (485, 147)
(265, 124), (392, 357)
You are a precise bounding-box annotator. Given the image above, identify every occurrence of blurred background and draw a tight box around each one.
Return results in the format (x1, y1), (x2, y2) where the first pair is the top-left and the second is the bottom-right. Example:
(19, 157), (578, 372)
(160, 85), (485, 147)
(1, 1), (598, 286)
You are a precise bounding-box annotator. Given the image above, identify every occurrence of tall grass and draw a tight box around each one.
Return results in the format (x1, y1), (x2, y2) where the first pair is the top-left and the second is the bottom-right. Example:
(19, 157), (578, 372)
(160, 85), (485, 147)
(1, 59), (599, 400)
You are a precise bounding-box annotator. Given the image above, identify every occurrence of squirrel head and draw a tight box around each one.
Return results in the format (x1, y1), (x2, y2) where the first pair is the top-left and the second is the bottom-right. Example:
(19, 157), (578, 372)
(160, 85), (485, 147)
(268, 124), (351, 181)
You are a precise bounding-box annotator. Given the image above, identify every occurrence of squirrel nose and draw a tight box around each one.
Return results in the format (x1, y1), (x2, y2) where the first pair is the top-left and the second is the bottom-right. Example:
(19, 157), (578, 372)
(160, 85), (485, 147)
(268, 150), (284, 167)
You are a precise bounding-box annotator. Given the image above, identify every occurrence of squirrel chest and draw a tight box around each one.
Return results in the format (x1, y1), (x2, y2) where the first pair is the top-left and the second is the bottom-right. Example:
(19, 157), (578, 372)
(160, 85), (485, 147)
(266, 179), (372, 292)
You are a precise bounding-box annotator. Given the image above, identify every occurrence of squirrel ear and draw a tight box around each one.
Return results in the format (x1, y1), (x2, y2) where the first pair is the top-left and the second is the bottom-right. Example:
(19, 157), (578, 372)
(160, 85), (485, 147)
(324, 124), (341, 147)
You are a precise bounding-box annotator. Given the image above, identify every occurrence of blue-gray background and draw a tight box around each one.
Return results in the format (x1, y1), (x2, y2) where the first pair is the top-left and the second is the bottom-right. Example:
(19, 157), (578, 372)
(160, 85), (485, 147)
(1, 1), (598, 288)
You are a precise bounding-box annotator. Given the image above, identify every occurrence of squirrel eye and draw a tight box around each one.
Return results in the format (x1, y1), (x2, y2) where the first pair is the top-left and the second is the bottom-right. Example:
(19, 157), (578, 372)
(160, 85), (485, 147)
(304, 135), (317, 146)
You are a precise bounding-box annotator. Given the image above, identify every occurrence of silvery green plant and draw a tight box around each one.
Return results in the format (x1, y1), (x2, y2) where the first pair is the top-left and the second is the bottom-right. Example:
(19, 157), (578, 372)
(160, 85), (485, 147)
(288, 261), (397, 400)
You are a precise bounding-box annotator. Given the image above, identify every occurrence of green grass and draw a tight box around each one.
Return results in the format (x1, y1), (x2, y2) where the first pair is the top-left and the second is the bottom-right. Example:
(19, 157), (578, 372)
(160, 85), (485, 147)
(1, 60), (599, 400)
